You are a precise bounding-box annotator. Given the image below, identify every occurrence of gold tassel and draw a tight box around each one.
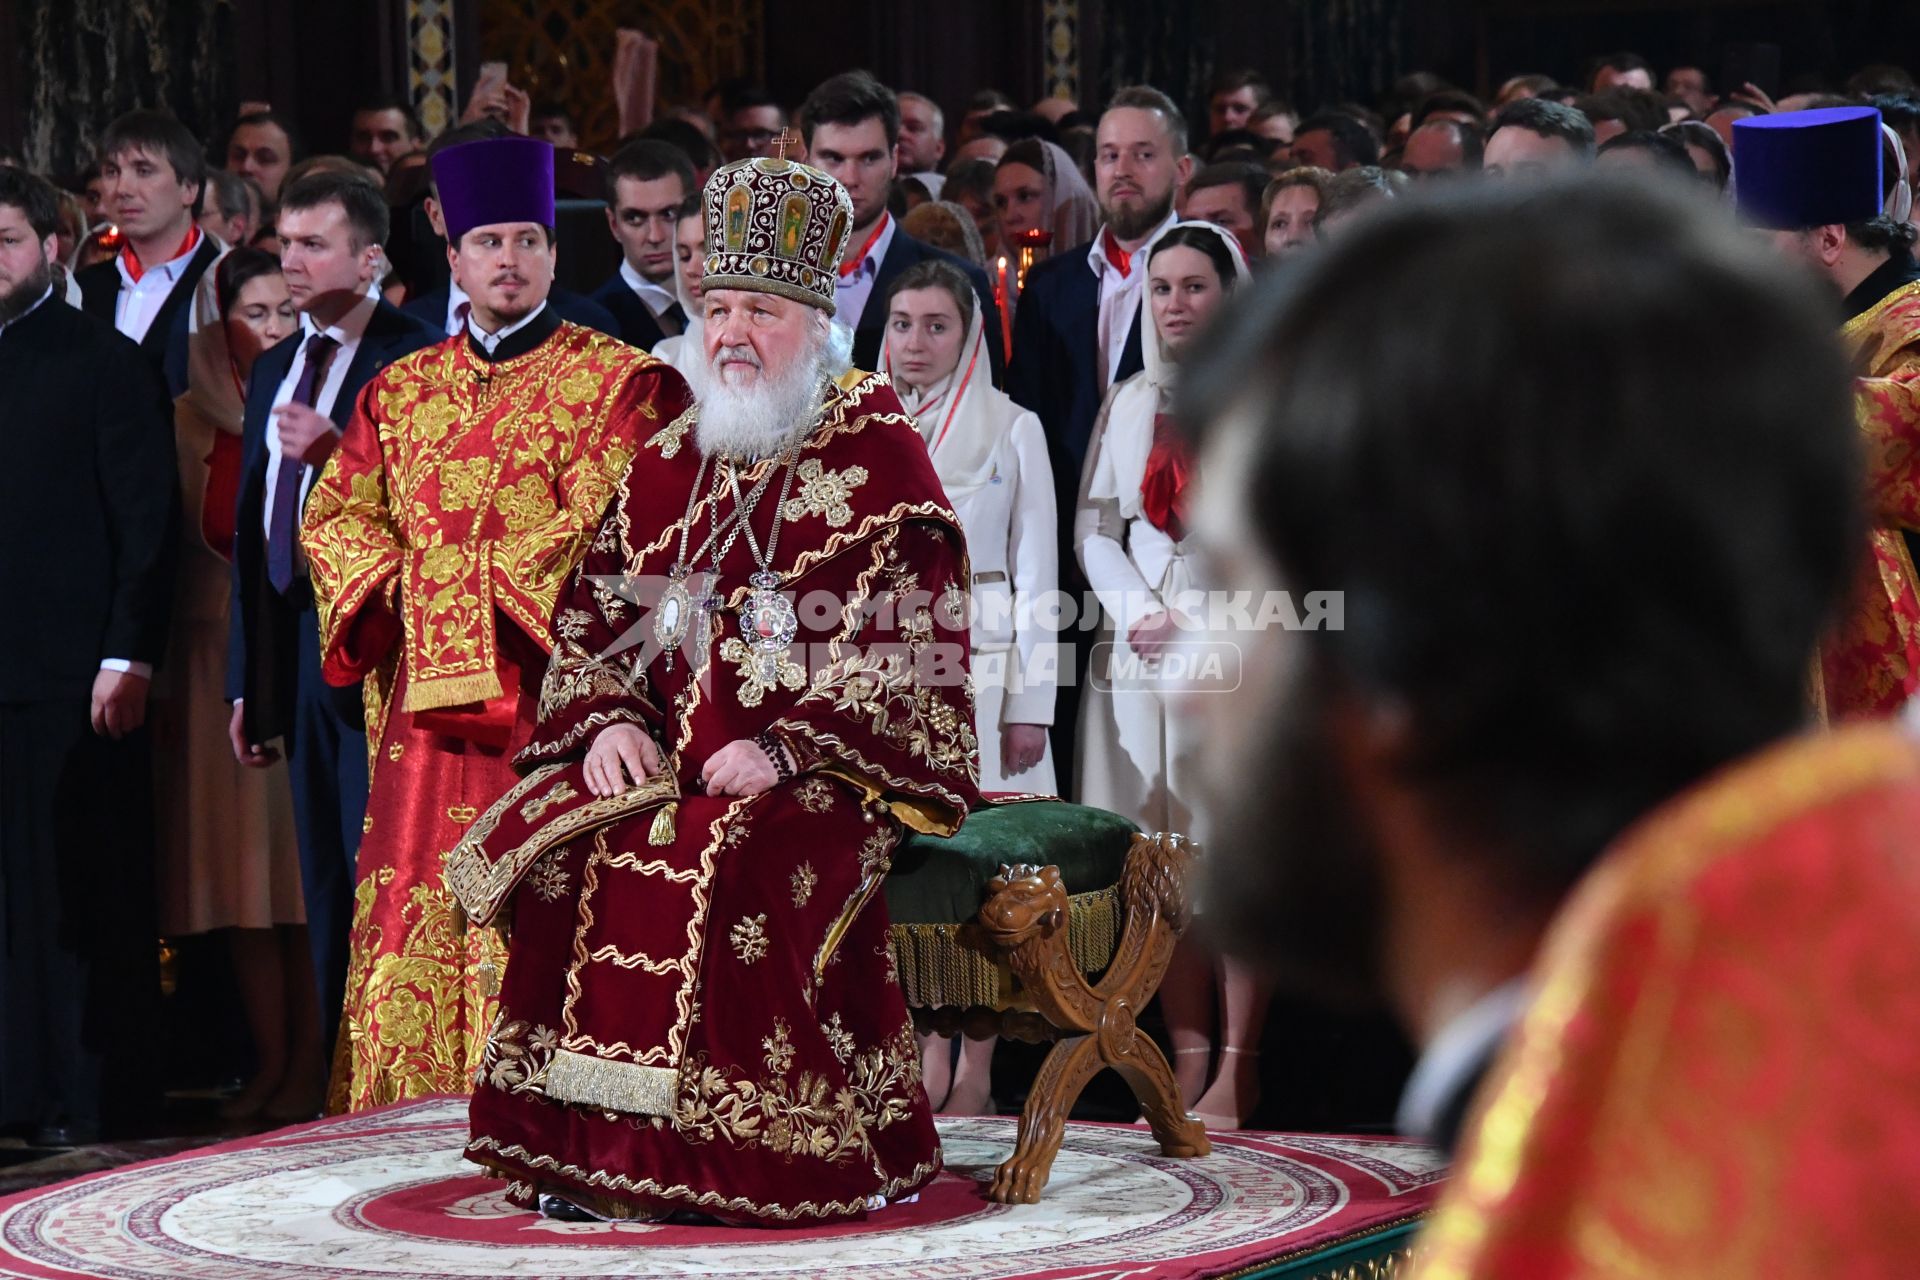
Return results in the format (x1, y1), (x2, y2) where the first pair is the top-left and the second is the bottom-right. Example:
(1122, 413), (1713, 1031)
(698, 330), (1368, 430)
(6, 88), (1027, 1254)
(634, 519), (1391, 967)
(649, 802), (677, 847)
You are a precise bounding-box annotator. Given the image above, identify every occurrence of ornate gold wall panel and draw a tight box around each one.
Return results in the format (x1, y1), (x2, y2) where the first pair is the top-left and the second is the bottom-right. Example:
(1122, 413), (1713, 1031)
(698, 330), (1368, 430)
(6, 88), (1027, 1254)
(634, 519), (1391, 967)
(479, 0), (765, 152)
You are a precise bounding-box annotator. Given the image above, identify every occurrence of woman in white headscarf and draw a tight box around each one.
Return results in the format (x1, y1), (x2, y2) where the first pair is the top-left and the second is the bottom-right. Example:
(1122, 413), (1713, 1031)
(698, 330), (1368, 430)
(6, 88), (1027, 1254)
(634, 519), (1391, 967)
(882, 255), (1060, 1115)
(158, 247), (316, 1119)
(994, 138), (1100, 312)
(648, 198), (705, 376)
(1076, 220), (1270, 1130)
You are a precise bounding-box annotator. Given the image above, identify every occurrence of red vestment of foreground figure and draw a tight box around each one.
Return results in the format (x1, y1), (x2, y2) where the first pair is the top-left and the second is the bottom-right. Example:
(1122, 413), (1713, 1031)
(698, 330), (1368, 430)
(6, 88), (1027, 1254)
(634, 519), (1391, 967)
(1413, 724), (1920, 1277)
(454, 370), (983, 1224)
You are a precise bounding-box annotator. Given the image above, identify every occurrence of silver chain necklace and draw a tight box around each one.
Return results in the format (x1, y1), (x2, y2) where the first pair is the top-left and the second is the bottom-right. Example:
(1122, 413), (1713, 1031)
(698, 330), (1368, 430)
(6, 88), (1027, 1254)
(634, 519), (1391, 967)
(651, 429), (806, 673)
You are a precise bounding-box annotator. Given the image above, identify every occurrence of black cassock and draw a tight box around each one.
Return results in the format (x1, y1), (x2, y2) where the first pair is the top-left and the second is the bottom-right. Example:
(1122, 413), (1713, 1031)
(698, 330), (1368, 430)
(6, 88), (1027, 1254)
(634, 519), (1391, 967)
(0, 293), (177, 1137)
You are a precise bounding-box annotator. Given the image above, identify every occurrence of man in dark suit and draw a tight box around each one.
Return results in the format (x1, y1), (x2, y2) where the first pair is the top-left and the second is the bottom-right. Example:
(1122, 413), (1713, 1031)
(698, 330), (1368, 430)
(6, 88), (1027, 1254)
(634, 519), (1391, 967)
(800, 71), (1005, 383)
(589, 139), (697, 349)
(1005, 86), (1191, 785)
(226, 171), (440, 1051)
(76, 109), (221, 396)
(401, 119), (624, 341)
(0, 168), (177, 1145)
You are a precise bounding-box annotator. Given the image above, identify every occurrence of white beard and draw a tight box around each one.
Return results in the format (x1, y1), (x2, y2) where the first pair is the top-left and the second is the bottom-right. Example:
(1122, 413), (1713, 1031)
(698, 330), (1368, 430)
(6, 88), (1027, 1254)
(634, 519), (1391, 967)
(689, 331), (831, 460)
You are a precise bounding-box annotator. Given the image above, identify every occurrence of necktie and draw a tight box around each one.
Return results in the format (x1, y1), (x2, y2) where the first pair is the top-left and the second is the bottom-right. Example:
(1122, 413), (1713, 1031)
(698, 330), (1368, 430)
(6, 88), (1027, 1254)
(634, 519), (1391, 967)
(266, 332), (340, 595)
(661, 302), (687, 335)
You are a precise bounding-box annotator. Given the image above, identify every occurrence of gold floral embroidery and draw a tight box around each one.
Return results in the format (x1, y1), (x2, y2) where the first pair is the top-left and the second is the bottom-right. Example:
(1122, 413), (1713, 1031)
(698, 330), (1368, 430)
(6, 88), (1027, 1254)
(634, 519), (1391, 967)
(672, 1023), (923, 1166)
(337, 866), (504, 1111)
(557, 367), (605, 404)
(648, 411), (694, 458)
(527, 849), (571, 904)
(800, 641), (978, 777)
(858, 830), (893, 877)
(520, 779), (579, 822)
(730, 913), (769, 965)
(482, 1017), (561, 1095)
(781, 458), (870, 528)
(555, 608), (594, 642)
(822, 1013), (854, 1063)
(409, 393), (460, 444)
(794, 778), (835, 813)
(437, 456), (492, 510)
(791, 862), (817, 907)
(494, 472), (558, 532)
(762, 1018), (795, 1074)
(940, 581), (967, 629)
(719, 636), (806, 707)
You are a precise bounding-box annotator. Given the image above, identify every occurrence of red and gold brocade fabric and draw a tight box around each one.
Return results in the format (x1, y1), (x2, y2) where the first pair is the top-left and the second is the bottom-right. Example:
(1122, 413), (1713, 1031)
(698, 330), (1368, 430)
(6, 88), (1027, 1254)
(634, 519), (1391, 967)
(301, 322), (691, 1110)
(1412, 725), (1920, 1279)
(460, 371), (982, 1224)
(1822, 282), (1920, 719)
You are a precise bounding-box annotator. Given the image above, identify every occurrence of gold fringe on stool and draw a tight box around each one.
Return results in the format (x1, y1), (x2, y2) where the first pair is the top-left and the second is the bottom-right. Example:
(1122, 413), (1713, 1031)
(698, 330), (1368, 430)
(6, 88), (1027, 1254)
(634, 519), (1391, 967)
(889, 884), (1121, 1009)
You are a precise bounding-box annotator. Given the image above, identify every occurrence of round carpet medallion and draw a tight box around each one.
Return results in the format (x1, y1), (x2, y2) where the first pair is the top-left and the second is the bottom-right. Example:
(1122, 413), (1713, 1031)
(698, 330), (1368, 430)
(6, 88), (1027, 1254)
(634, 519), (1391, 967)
(0, 1098), (1442, 1280)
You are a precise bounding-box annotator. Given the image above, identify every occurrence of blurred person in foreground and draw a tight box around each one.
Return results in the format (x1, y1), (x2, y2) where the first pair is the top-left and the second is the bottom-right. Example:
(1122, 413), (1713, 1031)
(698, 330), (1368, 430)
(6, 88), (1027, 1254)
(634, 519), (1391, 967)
(1179, 174), (1920, 1273)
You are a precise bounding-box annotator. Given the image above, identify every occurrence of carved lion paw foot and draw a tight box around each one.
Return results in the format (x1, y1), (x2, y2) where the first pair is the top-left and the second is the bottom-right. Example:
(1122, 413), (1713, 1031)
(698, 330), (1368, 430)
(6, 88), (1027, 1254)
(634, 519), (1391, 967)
(990, 1155), (1049, 1204)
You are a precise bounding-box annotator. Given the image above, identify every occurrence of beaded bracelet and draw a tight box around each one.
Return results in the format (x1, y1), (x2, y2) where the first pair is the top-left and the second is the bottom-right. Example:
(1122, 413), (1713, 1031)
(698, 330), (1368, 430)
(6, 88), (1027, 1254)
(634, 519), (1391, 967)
(755, 728), (795, 784)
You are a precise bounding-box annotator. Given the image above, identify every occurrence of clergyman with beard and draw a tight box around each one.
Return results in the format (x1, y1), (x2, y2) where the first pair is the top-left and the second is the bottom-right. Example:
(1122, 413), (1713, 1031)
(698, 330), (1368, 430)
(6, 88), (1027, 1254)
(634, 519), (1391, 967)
(451, 153), (981, 1224)
(298, 135), (692, 1109)
(1180, 175), (1920, 1273)
(0, 165), (177, 1145)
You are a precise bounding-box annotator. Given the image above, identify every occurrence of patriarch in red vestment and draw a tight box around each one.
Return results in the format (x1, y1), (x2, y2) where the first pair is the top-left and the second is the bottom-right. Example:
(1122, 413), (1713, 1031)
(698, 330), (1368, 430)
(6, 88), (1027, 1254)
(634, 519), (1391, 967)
(450, 154), (980, 1224)
(301, 135), (691, 1110)
(1172, 175), (1920, 1277)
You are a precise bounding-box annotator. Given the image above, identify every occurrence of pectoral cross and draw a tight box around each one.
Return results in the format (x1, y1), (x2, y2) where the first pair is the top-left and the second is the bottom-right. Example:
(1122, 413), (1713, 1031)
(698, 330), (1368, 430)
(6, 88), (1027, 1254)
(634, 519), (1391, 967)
(773, 127), (800, 161)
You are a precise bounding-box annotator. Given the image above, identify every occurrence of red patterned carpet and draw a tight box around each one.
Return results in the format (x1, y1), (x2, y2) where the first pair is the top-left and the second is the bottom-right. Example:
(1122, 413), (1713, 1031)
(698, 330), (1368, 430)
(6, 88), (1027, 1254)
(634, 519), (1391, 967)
(0, 1097), (1441, 1279)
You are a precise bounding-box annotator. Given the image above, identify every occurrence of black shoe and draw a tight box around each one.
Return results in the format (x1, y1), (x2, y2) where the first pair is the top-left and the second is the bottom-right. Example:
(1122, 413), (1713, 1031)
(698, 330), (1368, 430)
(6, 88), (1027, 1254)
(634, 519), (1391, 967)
(537, 1193), (599, 1222)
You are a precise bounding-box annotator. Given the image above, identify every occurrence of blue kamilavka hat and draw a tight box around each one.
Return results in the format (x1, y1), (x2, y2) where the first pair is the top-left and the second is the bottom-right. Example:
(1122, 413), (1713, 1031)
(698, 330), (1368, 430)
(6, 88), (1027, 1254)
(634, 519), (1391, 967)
(1732, 106), (1885, 230)
(431, 136), (556, 242)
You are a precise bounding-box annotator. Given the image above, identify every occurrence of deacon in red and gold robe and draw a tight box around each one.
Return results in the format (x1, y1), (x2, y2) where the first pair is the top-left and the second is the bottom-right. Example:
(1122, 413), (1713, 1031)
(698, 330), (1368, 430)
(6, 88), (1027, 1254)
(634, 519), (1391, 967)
(1827, 268), (1920, 717)
(450, 362), (981, 1224)
(300, 134), (693, 1111)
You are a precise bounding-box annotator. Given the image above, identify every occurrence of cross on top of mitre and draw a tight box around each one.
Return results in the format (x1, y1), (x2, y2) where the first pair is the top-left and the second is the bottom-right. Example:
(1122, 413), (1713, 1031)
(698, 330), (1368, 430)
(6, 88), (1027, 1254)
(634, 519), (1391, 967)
(772, 127), (800, 160)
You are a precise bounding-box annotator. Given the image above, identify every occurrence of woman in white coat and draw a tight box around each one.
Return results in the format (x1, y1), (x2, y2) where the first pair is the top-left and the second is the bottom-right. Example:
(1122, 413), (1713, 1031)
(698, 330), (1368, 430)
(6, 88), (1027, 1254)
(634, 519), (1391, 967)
(882, 256), (1060, 1113)
(1076, 221), (1270, 1129)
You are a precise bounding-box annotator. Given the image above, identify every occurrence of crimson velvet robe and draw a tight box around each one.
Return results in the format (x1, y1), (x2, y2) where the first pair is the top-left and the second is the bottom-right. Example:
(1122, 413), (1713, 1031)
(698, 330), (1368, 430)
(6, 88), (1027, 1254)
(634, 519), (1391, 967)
(451, 370), (982, 1224)
(301, 319), (690, 1111)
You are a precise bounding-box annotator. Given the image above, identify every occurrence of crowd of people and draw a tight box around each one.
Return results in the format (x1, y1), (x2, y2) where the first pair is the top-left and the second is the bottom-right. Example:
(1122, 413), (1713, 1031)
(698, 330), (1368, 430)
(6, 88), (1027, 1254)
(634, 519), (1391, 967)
(1, 39), (1918, 1257)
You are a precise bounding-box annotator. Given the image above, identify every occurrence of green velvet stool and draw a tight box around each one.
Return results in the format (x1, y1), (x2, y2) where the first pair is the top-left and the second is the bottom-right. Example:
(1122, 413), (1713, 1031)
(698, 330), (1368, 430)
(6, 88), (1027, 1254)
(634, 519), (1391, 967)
(884, 800), (1210, 1204)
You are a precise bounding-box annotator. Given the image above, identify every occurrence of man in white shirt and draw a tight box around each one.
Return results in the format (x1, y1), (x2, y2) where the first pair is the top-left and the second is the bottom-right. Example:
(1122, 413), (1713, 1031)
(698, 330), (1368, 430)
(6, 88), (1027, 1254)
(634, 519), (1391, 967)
(226, 171), (440, 1054)
(75, 109), (222, 395)
(588, 139), (696, 348)
(801, 70), (1003, 381)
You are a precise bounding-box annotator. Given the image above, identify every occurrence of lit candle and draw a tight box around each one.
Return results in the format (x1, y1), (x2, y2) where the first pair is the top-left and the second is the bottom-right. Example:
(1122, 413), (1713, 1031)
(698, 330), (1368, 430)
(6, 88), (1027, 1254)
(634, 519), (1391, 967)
(995, 256), (1012, 359)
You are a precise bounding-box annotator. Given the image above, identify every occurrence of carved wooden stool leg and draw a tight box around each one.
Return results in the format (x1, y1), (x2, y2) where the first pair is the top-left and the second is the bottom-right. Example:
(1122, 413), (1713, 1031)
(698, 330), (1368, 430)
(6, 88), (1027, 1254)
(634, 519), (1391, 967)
(991, 1033), (1103, 1204)
(977, 834), (1206, 1204)
(1108, 1022), (1210, 1158)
